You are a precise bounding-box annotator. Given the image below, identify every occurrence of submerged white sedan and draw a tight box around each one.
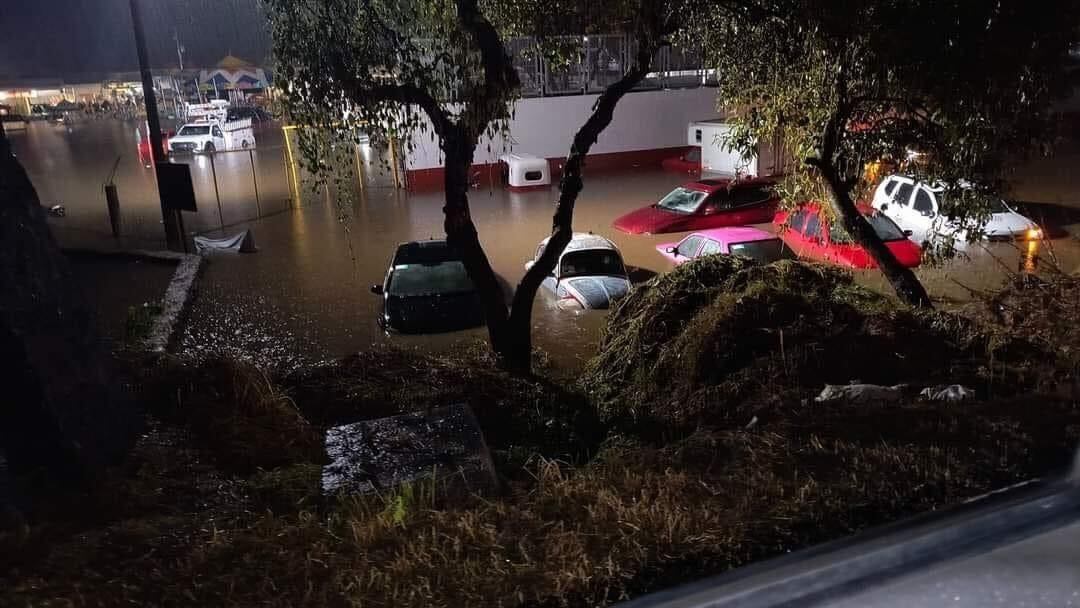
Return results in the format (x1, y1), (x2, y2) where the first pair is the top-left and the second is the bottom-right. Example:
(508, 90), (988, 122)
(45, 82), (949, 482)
(524, 233), (632, 310)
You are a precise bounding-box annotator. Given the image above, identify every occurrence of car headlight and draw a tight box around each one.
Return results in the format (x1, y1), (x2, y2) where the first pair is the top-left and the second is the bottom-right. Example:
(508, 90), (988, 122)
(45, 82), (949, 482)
(1026, 227), (1043, 240)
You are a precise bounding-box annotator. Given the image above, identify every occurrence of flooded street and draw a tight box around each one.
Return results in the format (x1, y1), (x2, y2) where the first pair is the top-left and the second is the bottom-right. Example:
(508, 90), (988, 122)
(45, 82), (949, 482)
(10, 118), (1080, 371)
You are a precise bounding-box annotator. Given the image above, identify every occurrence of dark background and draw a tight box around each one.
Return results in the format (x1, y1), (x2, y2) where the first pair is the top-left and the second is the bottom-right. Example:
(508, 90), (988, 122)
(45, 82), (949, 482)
(0, 0), (271, 79)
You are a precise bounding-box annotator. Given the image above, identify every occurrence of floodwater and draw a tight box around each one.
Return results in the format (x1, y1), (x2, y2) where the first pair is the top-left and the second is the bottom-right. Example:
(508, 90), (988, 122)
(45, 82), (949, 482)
(9, 119), (1080, 372)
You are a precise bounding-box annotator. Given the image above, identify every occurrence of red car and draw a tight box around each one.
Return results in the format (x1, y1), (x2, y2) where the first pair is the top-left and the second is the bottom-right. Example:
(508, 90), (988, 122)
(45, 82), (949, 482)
(613, 177), (779, 235)
(660, 147), (702, 174)
(773, 203), (922, 269)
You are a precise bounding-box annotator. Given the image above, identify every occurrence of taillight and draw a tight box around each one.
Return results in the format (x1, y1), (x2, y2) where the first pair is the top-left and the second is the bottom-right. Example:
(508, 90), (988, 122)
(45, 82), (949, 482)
(557, 293), (584, 310)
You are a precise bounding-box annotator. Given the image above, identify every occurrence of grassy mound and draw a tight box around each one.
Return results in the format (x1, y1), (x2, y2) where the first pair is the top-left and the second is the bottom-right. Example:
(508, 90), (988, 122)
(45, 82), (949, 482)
(142, 355), (325, 475)
(963, 273), (1080, 394)
(583, 257), (1045, 429)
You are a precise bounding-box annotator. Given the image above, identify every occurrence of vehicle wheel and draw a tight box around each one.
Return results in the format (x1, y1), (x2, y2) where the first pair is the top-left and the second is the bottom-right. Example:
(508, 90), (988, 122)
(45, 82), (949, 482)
(204, 142), (216, 153)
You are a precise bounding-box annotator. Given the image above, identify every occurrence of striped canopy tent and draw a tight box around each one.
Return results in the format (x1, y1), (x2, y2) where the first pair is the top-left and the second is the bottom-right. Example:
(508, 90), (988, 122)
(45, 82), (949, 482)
(199, 55), (270, 92)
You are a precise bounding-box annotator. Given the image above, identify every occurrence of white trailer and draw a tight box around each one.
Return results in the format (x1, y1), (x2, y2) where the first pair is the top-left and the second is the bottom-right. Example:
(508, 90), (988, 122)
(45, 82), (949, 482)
(687, 119), (784, 177)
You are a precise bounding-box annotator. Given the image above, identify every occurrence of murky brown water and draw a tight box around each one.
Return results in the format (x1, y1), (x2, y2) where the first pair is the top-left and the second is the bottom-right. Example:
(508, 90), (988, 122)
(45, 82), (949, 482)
(10, 119), (1080, 372)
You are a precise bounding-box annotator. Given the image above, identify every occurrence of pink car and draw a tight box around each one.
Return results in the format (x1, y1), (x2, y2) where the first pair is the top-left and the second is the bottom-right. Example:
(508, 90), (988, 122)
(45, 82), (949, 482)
(656, 227), (795, 265)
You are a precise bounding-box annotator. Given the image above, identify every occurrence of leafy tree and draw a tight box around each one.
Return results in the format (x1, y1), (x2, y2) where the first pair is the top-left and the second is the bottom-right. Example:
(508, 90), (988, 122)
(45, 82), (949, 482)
(266, 0), (686, 372)
(699, 0), (1080, 306)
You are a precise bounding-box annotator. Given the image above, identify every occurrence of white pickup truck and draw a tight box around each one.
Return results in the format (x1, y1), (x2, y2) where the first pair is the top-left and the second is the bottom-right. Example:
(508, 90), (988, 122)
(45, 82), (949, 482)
(168, 118), (255, 154)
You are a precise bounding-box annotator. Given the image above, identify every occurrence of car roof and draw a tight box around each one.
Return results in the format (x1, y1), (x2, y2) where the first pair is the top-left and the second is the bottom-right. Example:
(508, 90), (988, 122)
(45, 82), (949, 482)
(539, 232), (620, 253)
(393, 239), (461, 264)
(688, 227), (777, 245)
(685, 176), (776, 193)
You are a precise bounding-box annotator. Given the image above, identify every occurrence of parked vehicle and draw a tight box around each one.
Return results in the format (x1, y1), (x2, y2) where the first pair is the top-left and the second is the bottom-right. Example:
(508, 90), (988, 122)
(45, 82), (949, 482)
(370, 240), (485, 334)
(227, 106), (273, 123)
(168, 118), (254, 154)
(184, 100), (230, 123)
(525, 233), (631, 310)
(656, 227), (795, 266)
(661, 147), (702, 174)
(613, 178), (779, 235)
(870, 175), (1042, 244)
(774, 203), (922, 269)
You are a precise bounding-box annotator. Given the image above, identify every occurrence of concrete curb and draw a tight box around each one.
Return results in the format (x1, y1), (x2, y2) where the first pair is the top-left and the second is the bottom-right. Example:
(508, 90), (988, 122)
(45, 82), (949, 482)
(144, 253), (203, 352)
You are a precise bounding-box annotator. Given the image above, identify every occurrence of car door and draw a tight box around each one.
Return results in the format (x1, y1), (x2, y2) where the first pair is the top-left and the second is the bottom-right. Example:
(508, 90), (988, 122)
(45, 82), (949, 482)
(697, 239), (724, 259)
(908, 185), (937, 241)
(730, 184), (778, 224)
(798, 211), (830, 263)
(779, 209), (812, 258)
(212, 125), (226, 150)
(675, 234), (705, 261)
(880, 178), (916, 229)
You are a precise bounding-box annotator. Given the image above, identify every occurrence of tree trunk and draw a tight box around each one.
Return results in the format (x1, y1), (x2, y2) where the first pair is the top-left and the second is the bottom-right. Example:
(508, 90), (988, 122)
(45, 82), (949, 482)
(503, 37), (662, 373)
(811, 157), (932, 308)
(441, 130), (515, 359)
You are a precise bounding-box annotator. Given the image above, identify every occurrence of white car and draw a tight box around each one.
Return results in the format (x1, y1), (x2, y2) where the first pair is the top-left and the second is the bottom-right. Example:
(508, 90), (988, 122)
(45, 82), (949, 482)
(871, 175), (1042, 245)
(168, 119), (254, 154)
(524, 233), (631, 310)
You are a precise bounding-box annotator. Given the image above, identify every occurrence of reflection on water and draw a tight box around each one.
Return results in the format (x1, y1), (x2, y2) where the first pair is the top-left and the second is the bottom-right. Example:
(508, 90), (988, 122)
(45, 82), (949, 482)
(10, 117), (1080, 371)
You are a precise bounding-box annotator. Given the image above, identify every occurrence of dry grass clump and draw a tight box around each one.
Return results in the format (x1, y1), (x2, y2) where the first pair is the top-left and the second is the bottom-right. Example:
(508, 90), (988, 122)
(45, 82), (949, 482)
(150, 356), (325, 474)
(583, 257), (1046, 429)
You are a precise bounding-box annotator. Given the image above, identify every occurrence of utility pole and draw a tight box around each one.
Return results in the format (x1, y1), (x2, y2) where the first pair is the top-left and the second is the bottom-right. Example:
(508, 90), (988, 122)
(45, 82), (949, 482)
(174, 30), (185, 71)
(129, 0), (183, 250)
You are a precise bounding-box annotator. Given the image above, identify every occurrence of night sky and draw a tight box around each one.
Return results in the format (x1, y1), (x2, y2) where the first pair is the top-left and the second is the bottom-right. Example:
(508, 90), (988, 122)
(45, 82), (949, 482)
(0, 0), (272, 80)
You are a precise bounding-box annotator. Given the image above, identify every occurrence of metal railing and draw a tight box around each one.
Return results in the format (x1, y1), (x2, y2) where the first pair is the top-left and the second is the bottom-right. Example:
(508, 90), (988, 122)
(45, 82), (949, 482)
(508, 35), (714, 97)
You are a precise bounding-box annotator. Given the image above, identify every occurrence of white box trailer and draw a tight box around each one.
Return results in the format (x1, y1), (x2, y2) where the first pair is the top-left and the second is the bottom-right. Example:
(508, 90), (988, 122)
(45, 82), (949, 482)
(687, 119), (784, 177)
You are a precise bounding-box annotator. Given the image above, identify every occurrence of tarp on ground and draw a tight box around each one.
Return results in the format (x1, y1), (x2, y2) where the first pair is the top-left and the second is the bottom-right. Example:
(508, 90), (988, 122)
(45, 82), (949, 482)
(193, 229), (257, 254)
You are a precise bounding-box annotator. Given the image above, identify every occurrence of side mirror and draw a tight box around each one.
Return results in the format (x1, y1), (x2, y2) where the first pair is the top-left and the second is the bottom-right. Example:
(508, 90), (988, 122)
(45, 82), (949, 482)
(666, 246), (678, 255)
(701, 206), (717, 216)
(903, 229), (914, 237)
(370, 284), (383, 295)
(880, 203), (889, 211)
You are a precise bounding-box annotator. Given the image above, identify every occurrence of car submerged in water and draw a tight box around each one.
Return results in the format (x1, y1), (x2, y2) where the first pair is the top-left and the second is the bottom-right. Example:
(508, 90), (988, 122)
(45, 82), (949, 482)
(370, 240), (486, 334)
(525, 233), (631, 310)
(656, 227), (795, 266)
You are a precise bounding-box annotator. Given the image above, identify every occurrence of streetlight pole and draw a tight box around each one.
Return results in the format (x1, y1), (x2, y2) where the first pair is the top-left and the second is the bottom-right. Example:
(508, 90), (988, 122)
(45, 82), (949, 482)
(129, 0), (183, 250)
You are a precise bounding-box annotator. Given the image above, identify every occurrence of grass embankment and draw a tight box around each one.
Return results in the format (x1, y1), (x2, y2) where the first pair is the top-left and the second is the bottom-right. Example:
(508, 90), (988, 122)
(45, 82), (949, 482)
(2, 259), (1079, 607)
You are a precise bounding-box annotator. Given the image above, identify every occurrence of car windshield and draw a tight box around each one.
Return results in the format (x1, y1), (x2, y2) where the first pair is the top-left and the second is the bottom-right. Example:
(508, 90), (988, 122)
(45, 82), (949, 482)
(387, 261), (476, 296)
(728, 238), (796, 263)
(656, 187), (707, 213)
(830, 213), (907, 243)
(178, 125), (210, 136)
(560, 250), (626, 278)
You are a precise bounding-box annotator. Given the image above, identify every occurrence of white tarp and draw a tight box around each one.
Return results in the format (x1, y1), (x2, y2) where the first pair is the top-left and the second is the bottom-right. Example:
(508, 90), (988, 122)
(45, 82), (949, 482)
(193, 229), (257, 255)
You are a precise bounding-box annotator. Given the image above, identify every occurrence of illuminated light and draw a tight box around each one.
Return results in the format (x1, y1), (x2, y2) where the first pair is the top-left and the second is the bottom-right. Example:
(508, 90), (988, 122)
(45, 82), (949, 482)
(0, 91), (8, 100)
(1026, 227), (1043, 240)
(29, 89), (38, 98)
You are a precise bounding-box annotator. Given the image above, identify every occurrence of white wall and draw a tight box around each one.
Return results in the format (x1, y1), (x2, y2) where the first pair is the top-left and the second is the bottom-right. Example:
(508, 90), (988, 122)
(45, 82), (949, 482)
(405, 87), (722, 171)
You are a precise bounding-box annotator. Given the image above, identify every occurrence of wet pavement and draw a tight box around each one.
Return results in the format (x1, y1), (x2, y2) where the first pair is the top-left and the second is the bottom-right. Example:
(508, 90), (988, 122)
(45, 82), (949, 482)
(11, 119), (1080, 372)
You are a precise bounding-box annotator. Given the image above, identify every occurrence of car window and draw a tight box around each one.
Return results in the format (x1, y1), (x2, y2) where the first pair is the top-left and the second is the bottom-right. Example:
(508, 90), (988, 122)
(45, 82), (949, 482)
(560, 250), (626, 278)
(829, 214), (907, 244)
(787, 210), (809, 232)
(178, 125), (210, 136)
(699, 239), (723, 257)
(892, 182), (914, 206)
(804, 213), (823, 239)
(657, 188), (707, 213)
(212, 126), (223, 137)
(710, 185), (774, 210)
(676, 235), (703, 257)
(912, 188), (935, 215)
(883, 179), (897, 197)
(387, 261), (475, 296)
(728, 239), (796, 263)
